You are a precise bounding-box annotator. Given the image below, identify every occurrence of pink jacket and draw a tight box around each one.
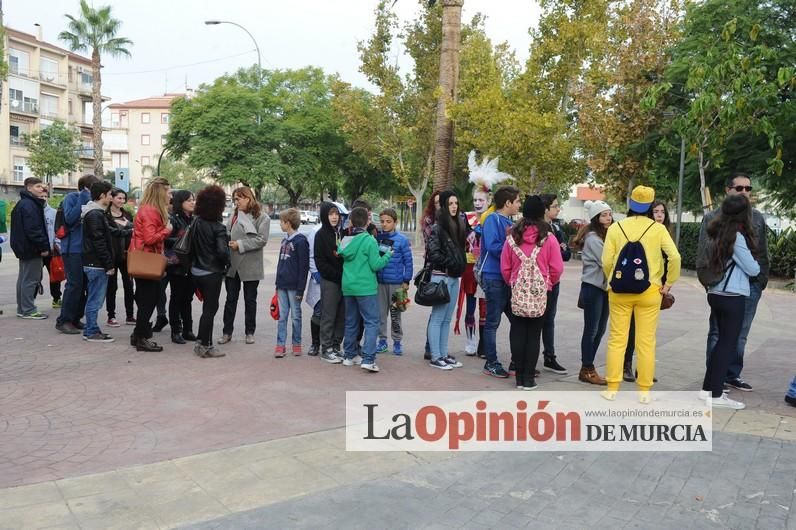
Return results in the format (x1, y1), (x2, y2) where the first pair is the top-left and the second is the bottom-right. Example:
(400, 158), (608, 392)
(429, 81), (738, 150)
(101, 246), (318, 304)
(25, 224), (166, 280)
(500, 226), (564, 290)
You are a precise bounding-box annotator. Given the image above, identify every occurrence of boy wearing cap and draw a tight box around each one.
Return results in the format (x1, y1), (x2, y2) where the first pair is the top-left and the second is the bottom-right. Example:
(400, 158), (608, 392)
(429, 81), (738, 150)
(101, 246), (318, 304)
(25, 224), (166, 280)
(600, 186), (681, 402)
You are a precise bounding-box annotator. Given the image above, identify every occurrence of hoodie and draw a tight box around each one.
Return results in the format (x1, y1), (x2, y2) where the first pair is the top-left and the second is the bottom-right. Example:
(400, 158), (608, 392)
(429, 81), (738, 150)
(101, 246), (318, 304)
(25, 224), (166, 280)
(276, 231), (310, 295)
(81, 201), (115, 270)
(338, 231), (392, 297)
(500, 225), (564, 291)
(314, 202), (344, 284)
(60, 188), (91, 254)
(9, 189), (49, 260)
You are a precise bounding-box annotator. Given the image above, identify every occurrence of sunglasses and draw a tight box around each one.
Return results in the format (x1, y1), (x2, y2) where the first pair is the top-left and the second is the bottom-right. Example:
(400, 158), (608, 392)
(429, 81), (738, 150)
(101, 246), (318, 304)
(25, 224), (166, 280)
(732, 186), (753, 192)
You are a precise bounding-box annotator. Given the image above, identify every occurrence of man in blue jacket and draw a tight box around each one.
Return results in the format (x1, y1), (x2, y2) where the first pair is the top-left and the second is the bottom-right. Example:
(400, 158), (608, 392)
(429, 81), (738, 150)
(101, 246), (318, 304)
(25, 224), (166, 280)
(479, 186), (521, 378)
(55, 174), (98, 334)
(10, 177), (50, 319)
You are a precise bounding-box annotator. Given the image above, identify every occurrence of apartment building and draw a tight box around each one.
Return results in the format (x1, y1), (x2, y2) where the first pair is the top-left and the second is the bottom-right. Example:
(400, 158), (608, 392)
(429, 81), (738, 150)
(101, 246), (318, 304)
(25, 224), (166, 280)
(106, 94), (184, 192)
(0, 26), (109, 199)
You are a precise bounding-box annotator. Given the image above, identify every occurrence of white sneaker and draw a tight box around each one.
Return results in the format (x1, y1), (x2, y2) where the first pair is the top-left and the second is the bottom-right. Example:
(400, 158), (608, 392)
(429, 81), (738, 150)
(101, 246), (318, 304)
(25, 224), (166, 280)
(342, 355), (362, 366)
(361, 363), (380, 373)
(709, 394), (746, 410)
(465, 333), (477, 354)
(699, 389), (728, 400)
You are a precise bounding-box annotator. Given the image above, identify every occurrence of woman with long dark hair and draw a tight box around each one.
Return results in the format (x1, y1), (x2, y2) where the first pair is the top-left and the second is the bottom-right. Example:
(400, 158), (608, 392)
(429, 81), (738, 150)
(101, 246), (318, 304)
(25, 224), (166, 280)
(571, 200), (613, 385)
(129, 177), (172, 352)
(105, 188), (134, 327)
(421, 191), (441, 245)
(501, 195), (564, 389)
(164, 190), (196, 344)
(425, 191), (467, 370)
(701, 195), (759, 409)
(191, 185), (231, 358)
(219, 186), (270, 345)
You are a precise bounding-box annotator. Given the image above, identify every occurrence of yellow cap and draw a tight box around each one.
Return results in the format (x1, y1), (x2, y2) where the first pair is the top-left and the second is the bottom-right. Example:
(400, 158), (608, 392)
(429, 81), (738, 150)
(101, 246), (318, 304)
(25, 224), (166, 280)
(629, 185), (655, 213)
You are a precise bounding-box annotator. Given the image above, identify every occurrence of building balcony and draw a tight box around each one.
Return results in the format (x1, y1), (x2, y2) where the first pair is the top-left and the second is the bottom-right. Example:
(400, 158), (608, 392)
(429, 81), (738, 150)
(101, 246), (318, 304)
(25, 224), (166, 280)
(40, 111), (61, 121)
(9, 100), (39, 116)
(39, 74), (67, 89)
(78, 147), (95, 160)
(10, 136), (24, 147)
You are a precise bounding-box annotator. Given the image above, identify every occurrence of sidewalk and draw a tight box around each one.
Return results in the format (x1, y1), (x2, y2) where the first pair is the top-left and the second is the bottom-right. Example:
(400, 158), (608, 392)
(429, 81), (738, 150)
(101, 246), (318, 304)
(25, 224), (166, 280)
(0, 248), (794, 528)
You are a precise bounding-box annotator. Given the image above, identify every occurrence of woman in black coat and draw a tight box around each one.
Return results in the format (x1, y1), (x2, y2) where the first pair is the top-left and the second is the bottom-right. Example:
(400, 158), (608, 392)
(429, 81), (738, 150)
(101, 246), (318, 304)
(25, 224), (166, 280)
(164, 190), (196, 344)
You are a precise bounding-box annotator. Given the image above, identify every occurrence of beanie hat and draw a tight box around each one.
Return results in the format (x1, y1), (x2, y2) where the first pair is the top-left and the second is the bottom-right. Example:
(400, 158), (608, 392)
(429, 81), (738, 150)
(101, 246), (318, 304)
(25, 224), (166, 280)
(585, 200), (611, 221)
(522, 195), (545, 221)
(629, 185), (655, 214)
(437, 190), (456, 215)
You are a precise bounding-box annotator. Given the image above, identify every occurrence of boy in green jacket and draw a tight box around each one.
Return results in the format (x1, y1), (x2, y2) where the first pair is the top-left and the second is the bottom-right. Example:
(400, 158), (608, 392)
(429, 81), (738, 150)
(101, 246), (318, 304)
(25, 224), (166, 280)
(338, 207), (392, 372)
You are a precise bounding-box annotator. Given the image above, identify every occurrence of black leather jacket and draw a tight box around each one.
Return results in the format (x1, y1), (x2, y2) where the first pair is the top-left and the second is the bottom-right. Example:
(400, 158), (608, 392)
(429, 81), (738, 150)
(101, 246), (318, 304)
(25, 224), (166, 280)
(82, 209), (116, 271)
(165, 210), (193, 275)
(427, 224), (466, 278)
(191, 216), (230, 273)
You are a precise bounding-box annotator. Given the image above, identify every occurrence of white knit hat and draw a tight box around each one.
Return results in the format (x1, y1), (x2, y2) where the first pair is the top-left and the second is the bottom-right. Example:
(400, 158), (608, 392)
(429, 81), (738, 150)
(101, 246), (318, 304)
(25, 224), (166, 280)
(584, 200), (611, 221)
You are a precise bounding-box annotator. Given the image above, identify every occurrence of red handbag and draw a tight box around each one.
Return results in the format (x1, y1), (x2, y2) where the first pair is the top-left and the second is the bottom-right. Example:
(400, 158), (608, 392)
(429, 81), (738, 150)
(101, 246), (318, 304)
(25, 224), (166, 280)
(270, 292), (280, 320)
(49, 250), (66, 283)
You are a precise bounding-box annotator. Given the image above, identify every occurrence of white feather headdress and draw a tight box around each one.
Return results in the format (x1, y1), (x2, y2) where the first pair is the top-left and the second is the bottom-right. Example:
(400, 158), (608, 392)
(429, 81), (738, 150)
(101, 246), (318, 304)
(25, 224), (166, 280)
(467, 150), (512, 193)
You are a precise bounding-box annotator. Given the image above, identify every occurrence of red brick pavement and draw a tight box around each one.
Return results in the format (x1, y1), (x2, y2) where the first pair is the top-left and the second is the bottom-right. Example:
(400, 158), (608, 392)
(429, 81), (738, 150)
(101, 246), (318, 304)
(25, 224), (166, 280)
(0, 250), (793, 488)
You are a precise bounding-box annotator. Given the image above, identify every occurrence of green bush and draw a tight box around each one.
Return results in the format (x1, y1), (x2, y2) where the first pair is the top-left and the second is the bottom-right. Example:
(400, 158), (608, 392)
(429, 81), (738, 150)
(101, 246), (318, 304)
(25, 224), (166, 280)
(676, 222), (701, 270)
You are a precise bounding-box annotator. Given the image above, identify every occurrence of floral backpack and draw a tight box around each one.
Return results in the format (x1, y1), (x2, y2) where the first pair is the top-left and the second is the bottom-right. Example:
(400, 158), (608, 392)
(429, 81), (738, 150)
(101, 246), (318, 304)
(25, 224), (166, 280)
(507, 236), (548, 318)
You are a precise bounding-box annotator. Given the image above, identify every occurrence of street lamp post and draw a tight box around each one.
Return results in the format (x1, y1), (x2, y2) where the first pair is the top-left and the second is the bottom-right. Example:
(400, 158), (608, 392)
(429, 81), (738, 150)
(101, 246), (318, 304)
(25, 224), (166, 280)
(675, 136), (685, 247)
(204, 20), (262, 91)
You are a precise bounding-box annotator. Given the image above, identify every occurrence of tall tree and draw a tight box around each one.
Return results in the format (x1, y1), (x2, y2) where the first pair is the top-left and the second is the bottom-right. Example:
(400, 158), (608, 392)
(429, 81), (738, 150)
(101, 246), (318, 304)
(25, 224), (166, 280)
(23, 120), (81, 186)
(59, 0), (132, 178)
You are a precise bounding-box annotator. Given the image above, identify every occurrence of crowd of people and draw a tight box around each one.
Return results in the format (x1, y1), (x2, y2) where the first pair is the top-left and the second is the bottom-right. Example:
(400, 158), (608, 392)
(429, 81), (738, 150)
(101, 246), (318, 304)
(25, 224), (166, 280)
(7, 165), (792, 409)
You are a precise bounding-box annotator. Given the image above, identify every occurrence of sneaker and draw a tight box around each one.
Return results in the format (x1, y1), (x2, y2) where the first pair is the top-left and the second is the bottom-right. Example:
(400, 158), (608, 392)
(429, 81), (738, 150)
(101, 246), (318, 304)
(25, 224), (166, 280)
(785, 395), (796, 407)
(106, 318), (121, 328)
(332, 345), (342, 356)
(18, 311), (47, 320)
(292, 344), (302, 356)
(274, 345), (286, 358)
(321, 349), (343, 364)
(543, 357), (567, 375)
(73, 321), (85, 330)
(429, 359), (453, 370)
(83, 333), (115, 343)
(443, 356), (463, 368)
(725, 378), (753, 392)
(308, 344), (320, 356)
(483, 362), (509, 378)
(376, 339), (388, 353)
(203, 346), (226, 358)
(699, 389), (729, 400)
(245, 334), (255, 345)
(424, 351), (431, 361)
(508, 361), (516, 376)
(51, 299), (62, 308)
(125, 317), (136, 325)
(218, 334), (232, 345)
(523, 380), (538, 391)
(393, 341), (403, 356)
(342, 355), (363, 366)
(361, 363), (380, 373)
(709, 394), (746, 410)
(56, 322), (80, 334)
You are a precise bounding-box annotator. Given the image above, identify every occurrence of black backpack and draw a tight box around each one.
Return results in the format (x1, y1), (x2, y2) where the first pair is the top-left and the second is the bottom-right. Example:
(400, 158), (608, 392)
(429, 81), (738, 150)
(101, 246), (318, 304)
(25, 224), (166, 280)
(609, 221), (655, 294)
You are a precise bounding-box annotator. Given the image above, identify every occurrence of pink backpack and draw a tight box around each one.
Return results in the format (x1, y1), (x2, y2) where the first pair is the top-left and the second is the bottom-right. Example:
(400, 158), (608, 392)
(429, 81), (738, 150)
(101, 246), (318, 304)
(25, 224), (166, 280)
(507, 236), (548, 318)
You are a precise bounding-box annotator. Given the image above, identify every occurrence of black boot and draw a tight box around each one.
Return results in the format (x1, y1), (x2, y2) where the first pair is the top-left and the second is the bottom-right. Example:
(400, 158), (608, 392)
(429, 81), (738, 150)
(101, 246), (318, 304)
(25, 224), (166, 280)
(182, 319), (197, 342)
(152, 315), (168, 332)
(309, 321), (320, 356)
(171, 333), (186, 344)
(515, 372), (525, 389)
(136, 336), (164, 352)
(476, 327), (486, 359)
(624, 361), (635, 382)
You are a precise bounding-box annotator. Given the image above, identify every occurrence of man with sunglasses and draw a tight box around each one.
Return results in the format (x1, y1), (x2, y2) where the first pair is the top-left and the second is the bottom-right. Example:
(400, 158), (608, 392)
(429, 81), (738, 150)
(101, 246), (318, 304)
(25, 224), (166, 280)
(698, 173), (769, 392)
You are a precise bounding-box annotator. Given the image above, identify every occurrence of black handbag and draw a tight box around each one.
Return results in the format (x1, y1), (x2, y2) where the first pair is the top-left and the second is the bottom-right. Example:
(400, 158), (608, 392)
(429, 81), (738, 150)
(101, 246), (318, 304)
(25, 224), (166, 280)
(413, 264), (450, 307)
(174, 220), (194, 264)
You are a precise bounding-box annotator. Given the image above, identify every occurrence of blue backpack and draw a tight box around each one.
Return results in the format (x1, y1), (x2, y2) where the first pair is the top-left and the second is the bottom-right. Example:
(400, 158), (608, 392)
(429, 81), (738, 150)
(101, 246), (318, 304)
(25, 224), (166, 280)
(609, 221), (655, 294)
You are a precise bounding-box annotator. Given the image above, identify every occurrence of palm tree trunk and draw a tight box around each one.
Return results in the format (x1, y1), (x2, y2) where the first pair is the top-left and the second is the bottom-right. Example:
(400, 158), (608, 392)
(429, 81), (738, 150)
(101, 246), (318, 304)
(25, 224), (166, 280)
(432, 0), (463, 192)
(91, 49), (104, 177)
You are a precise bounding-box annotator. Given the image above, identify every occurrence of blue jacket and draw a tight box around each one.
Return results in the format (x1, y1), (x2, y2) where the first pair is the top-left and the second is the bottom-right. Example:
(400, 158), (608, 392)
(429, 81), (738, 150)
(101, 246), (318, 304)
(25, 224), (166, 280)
(275, 232), (310, 296)
(480, 212), (514, 280)
(60, 189), (91, 254)
(10, 190), (49, 259)
(708, 232), (760, 297)
(376, 230), (413, 285)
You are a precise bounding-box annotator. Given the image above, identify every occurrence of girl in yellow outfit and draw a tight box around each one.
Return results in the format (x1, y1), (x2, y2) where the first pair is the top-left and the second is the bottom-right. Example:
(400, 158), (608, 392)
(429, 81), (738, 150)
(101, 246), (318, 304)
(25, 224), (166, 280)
(600, 186), (681, 402)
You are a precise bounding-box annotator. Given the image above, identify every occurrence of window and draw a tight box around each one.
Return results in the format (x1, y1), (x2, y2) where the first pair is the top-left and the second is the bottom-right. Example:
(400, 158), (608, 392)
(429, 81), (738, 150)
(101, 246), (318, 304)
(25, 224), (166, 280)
(120, 111), (128, 128)
(9, 48), (29, 76)
(68, 66), (73, 83)
(141, 134), (150, 145)
(10, 125), (22, 146)
(69, 100), (73, 116)
(40, 94), (59, 118)
(141, 156), (150, 167)
(80, 70), (92, 85)
(161, 135), (168, 146)
(40, 58), (59, 83)
(141, 112), (150, 124)
(161, 113), (169, 124)
(111, 112), (120, 127)
(13, 157), (28, 182)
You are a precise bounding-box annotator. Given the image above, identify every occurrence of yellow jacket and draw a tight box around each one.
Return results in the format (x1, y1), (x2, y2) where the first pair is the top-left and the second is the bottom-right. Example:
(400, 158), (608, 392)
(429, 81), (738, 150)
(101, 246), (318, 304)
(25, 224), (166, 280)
(602, 216), (681, 289)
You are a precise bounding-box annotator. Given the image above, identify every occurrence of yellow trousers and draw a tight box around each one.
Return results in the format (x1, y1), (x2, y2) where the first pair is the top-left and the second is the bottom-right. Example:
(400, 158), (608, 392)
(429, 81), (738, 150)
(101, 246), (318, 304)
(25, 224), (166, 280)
(605, 285), (662, 392)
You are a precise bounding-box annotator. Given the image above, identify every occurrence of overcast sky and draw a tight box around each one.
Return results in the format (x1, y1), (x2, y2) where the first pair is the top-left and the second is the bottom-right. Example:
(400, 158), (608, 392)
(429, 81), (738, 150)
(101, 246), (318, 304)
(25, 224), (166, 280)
(5, 0), (540, 104)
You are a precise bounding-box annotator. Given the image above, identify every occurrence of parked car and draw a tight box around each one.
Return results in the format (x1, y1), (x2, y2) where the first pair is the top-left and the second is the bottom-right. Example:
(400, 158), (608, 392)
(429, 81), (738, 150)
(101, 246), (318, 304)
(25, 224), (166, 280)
(300, 210), (319, 224)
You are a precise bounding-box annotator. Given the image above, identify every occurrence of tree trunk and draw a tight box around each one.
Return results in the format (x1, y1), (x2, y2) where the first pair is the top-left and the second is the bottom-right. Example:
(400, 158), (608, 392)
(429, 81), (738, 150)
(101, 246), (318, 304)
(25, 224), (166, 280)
(698, 147), (710, 213)
(91, 49), (104, 178)
(432, 0), (463, 192)
(409, 175), (429, 248)
(626, 175), (636, 210)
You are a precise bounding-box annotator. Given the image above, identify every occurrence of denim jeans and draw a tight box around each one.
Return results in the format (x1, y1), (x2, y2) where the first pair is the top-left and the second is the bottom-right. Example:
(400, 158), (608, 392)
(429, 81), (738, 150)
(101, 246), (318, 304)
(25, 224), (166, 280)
(343, 295), (380, 364)
(580, 282), (609, 368)
(706, 282), (762, 382)
(427, 275), (460, 362)
(83, 267), (109, 337)
(542, 282), (560, 358)
(58, 253), (85, 326)
(276, 289), (302, 346)
(481, 277), (511, 365)
(788, 376), (796, 399)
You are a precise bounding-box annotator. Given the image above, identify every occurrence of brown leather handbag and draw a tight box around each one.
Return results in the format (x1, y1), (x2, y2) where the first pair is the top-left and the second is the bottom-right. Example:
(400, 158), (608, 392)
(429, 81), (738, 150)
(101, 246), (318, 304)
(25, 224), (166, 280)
(660, 292), (675, 310)
(127, 242), (166, 280)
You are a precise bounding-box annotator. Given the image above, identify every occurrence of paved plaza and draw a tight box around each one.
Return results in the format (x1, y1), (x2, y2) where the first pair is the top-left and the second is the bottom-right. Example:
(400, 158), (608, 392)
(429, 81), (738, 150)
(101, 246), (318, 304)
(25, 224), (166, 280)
(0, 245), (794, 529)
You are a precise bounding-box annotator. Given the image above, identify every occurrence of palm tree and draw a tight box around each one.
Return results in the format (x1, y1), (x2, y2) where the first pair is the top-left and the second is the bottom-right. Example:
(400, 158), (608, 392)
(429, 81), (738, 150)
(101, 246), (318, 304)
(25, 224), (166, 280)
(59, 0), (132, 178)
(433, 0), (463, 191)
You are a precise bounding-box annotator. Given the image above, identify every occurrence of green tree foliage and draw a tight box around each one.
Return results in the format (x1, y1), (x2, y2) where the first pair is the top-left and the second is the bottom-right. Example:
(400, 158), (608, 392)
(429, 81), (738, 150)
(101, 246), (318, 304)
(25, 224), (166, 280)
(23, 121), (81, 183)
(59, 0), (132, 177)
